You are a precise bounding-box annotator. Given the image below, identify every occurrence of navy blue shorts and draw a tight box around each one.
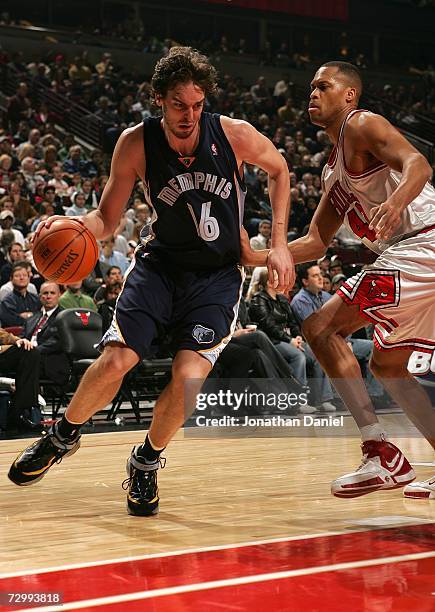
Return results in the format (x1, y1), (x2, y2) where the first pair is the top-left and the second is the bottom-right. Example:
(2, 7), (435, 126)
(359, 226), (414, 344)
(100, 250), (244, 365)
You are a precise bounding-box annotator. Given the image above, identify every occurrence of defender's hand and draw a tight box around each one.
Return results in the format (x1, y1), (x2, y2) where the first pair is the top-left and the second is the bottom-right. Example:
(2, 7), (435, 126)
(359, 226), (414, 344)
(267, 244), (295, 294)
(368, 200), (403, 241)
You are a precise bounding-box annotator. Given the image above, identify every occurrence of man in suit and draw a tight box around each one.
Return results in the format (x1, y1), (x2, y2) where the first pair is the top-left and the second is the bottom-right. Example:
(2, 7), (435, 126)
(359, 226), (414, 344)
(24, 282), (70, 386)
(0, 282), (69, 431)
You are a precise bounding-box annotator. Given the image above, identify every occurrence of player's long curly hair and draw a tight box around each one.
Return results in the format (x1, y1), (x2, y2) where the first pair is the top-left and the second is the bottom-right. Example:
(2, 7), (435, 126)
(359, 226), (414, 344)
(151, 46), (218, 99)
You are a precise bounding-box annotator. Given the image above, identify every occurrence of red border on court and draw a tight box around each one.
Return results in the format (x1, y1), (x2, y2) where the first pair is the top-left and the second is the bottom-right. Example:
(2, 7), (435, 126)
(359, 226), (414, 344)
(0, 524), (434, 610)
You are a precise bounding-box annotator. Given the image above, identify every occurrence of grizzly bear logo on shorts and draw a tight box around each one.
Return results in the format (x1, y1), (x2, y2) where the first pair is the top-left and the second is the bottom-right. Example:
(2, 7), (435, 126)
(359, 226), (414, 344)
(192, 325), (215, 344)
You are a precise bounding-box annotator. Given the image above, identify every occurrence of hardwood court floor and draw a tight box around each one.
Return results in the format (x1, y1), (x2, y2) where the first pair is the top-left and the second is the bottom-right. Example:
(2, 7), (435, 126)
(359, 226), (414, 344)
(0, 414), (434, 610)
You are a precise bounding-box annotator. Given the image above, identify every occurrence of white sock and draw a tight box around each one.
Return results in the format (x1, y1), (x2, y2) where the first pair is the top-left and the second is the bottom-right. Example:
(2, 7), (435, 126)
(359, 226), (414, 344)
(360, 423), (387, 442)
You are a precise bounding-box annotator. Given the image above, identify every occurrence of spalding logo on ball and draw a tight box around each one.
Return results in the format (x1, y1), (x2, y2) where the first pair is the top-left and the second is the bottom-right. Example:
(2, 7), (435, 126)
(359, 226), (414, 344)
(33, 218), (98, 284)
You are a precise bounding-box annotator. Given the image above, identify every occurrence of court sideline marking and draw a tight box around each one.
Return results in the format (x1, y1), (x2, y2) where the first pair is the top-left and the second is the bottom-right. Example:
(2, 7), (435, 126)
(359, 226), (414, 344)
(2, 520), (433, 579)
(14, 550), (435, 612)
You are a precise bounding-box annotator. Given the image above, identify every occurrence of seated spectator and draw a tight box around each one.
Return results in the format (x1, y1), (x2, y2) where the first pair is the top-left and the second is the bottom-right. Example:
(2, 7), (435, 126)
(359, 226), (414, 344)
(0, 210), (25, 247)
(20, 156), (45, 194)
(65, 191), (87, 217)
(1, 242), (29, 285)
(291, 262), (382, 404)
(0, 325), (41, 431)
(0, 153), (12, 189)
(63, 145), (93, 177)
(248, 269), (308, 391)
(81, 178), (99, 209)
(99, 236), (130, 274)
(58, 281), (97, 311)
(322, 274), (332, 294)
(30, 201), (56, 233)
(0, 282), (70, 431)
(93, 265), (123, 303)
(132, 202), (152, 242)
(331, 273), (347, 293)
(250, 219), (271, 251)
(97, 281), (122, 333)
(329, 257), (344, 278)
(0, 262), (40, 326)
(47, 165), (69, 197)
(114, 210), (135, 242)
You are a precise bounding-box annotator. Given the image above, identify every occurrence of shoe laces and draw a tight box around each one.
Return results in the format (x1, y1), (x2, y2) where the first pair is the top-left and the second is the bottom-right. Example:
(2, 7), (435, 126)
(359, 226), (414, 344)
(122, 457), (166, 494)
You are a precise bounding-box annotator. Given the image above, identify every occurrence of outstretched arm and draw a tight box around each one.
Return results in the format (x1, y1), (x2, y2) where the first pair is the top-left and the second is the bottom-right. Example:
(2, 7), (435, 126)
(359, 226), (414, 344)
(240, 192), (342, 266)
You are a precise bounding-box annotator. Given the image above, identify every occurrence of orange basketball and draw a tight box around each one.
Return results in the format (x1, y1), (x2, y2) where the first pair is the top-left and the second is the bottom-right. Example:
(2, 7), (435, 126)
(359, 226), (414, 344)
(33, 218), (99, 284)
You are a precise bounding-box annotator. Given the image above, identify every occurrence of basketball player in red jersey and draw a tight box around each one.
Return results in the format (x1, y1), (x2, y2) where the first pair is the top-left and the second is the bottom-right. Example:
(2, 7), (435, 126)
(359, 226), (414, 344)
(242, 61), (435, 499)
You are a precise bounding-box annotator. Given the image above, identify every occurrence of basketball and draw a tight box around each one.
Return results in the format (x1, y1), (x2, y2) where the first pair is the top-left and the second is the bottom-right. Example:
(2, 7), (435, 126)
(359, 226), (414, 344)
(33, 218), (99, 284)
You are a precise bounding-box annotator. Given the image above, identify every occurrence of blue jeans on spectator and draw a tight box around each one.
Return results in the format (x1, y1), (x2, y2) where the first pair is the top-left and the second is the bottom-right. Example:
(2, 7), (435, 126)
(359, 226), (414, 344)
(275, 341), (334, 405)
(275, 341), (307, 387)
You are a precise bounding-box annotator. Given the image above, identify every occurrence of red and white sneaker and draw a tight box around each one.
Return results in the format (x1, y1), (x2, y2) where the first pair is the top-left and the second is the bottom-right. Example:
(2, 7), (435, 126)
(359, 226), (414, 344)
(331, 439), (416, 498)
(403, 476), (435, 499)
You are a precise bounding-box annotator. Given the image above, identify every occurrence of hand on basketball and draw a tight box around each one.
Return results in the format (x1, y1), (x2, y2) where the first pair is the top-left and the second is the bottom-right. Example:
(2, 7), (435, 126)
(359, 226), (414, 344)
(267, 245), (295, 294)
(33, 215), (85, 241)
(368, 200), (402, 241)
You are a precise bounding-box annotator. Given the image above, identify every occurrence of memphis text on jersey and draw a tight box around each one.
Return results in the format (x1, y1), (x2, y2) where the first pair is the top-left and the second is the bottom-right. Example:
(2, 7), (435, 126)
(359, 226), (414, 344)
(157, 171), (232, 206)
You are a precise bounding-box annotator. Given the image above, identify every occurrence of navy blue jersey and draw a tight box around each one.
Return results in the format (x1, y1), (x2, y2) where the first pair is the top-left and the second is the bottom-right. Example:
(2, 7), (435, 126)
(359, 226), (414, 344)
(141, 112), (246, 270)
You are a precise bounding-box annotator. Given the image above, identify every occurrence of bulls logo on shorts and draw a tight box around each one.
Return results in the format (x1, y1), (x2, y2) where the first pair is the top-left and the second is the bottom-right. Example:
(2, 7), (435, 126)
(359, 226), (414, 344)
(192, 325), (215, 344)
(339, 271), (399, 311)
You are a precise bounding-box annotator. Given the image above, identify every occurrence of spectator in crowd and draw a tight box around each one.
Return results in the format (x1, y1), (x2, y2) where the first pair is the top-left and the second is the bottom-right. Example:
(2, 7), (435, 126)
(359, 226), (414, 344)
(63, 145), (91, 177)
(0, 282), (70, 431)
(248, 270), (337, 412)
(291, 263), (383, 403)
(58, 281), (97, 311)
(65, 191), (87, 217)
(248, 269), (308, 391)
(7, 83), (32, 132)
(23, 282), (70, 385)
(331, 273), (347, 293)
(250, 219), (271, 251)
(0, 262), (40, 326)
(97, 281), (122, 333)
(47, 165), (70, 196)
(1, 242), (28, 285)
(0, 210), (25, 247)
(99, 235), (130, 274)
(0, 325), (41, 431)
(322, 273), (332, 294)
(93, 265), (123, 303)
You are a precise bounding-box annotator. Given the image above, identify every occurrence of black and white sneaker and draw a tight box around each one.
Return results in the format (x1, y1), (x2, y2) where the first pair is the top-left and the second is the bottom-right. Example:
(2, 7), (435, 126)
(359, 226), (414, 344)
(122, 445), (165, 516)
(8, 424), (81, 486)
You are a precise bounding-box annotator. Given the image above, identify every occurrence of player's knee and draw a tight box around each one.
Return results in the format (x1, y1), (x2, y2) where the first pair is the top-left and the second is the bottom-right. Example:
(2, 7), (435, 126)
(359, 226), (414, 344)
(172, 356), (210, 384)
(98, 346), (138, 379)
(369, 356), (407, 379)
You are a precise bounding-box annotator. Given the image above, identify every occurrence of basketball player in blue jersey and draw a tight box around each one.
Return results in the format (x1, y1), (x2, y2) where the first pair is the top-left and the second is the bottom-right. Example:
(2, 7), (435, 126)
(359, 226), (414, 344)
(241, 61), (435, 500)
(9, 47), (294, 516)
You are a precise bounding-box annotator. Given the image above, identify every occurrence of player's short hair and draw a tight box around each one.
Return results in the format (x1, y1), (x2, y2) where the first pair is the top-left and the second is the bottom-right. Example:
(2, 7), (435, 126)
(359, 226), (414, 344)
(151, 46), (218, 99)
(321, 61), (362, 98)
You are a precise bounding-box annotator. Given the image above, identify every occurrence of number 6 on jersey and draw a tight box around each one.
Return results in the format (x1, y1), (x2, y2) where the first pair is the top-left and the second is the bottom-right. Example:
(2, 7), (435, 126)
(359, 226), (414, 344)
(187, 201), (220, 242)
